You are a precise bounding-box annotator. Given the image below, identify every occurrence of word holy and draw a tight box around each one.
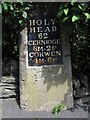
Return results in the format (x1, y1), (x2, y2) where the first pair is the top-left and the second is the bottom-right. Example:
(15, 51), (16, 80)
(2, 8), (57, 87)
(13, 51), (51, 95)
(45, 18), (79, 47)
(29, 19), (57, 33)
(29, 19), (57, 26)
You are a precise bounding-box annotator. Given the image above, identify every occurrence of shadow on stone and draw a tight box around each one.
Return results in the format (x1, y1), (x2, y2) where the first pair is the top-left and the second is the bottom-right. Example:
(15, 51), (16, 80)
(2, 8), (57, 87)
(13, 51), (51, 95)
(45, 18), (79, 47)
(2, 59), (20, 107)
(42, 65), (66, 92)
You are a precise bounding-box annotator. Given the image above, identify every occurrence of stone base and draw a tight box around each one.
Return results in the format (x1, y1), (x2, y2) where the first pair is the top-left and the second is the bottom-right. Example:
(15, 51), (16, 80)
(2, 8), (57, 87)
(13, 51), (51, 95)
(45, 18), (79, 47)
(20, 65), (73, 111)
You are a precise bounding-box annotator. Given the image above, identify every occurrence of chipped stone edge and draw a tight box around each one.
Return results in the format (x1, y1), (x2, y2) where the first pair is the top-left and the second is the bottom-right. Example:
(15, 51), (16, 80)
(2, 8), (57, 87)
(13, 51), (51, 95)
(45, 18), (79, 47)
(19, 27), (27, 109)
(60, 21), (73, 109)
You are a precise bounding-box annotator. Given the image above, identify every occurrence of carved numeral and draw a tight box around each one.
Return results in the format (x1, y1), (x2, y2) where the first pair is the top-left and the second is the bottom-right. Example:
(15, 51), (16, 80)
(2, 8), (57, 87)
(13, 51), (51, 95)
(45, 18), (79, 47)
(38, 33), (48, 39)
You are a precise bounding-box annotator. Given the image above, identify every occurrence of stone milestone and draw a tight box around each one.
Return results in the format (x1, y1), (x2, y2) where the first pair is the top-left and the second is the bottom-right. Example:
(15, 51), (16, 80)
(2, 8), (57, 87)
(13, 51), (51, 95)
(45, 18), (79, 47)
(20, 8), (73, 111)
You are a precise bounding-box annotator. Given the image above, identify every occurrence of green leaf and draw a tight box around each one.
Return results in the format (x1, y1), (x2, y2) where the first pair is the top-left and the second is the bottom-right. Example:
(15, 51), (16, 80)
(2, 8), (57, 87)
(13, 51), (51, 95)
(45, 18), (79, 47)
(58, 104), (64, 109)
(78, 4), (83, 11)
(3, 3), (8, 10)
(19, 20), (23, 24)
(84, 13), (90, 19)
(72, 15), (79, 22)
(71, 0), (77, 5)
(25, 7), (30, 10)
(51, 103), (64, 114)
(59, 4), (64, 10)
(63, 16), (69, 22)
(64, 8), (69, 15)
(55, 108), (59, 113)
(71, 2), (74, 6)
(78, 4), (86, 11)
(80, 3), (88, 8)
(28, 4), (33, 8)
(57, 9), (64, 17)
(10, 5), (14, 10)
(22, 11), (27, 18)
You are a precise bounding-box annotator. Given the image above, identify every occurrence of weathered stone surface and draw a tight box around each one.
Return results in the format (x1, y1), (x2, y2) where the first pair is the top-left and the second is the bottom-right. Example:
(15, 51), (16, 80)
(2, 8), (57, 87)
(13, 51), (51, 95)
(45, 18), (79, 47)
(2, 60), (18, 77)
(0, 88), (16, 98)
(2, 60), (11, 76)
(79, 73), (88, 88)
(1, 76), (16, 83)
(73, 79), (80, 89)
(2, 88), (16, 97)
(74, 96), (90, 110)
(0, 85), (2, 99)
(73, 73), (90, 99)
(73, 70), (90, 107)
(20, 20), (73, 111)
(0, 76), (18, 99)
(75, 96), (90, 105)
(74, 87), (90, 98)
(2, 84), (18, 90)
